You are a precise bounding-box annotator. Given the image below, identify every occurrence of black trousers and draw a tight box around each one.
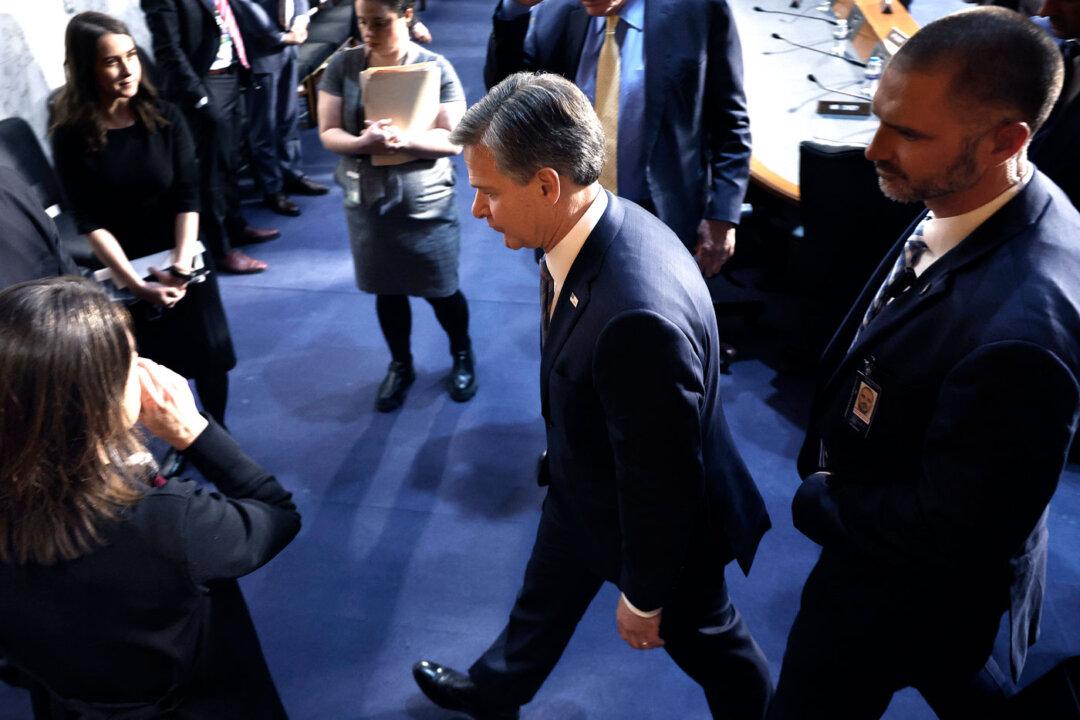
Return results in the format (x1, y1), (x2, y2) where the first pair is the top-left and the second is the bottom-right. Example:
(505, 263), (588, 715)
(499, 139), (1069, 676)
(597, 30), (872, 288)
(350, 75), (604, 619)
(469, 502), (772, 719)
(767, 550), (1009, 720)
(185, 71), (244, 259)
(246, 56), (302, 196)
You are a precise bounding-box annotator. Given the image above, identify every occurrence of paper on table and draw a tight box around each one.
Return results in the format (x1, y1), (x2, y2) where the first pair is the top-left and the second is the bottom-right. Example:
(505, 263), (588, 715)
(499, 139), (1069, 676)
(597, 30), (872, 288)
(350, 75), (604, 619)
(360, 61), (441, 167)
(92, 241), (206, 288)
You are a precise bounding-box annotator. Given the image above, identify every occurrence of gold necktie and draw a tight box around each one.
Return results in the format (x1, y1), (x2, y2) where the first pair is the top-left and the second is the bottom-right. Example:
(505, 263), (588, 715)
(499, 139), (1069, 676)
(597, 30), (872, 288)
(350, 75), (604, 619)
(594, 15), (620, 194)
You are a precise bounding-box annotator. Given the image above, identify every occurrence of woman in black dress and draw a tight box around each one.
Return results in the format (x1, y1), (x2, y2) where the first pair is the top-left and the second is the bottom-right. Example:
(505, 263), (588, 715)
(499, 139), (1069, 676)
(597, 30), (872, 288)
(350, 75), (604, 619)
(0, 277), (299, 718)
(52, 11), (236, 429)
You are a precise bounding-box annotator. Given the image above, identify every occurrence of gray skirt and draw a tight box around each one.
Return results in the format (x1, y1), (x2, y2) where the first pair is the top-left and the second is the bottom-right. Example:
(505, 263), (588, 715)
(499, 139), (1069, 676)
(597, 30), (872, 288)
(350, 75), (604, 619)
(341, 156), (461, 298)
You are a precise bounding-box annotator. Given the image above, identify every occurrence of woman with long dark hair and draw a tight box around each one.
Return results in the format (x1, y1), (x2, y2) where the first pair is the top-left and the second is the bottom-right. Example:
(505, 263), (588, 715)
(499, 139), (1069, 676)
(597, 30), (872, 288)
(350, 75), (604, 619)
(318, 0), (477, 412)
(0, 277), (299, 718)
(52, 11), (236, 435)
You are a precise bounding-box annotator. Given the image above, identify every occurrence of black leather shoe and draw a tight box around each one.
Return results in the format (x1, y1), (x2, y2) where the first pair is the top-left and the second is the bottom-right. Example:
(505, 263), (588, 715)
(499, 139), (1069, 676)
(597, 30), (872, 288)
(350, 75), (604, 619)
(264, 192), (301, 217)
(412, 661), (519, 720)
(284, 175), (330, 196)
(375, 360), (415, 412)
(448, 349), (477, 402)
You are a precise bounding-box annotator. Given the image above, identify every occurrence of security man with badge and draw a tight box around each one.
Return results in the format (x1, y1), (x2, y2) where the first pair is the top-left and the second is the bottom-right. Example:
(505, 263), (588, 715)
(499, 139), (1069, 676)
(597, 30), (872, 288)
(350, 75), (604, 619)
(768, 8), (1080, 719)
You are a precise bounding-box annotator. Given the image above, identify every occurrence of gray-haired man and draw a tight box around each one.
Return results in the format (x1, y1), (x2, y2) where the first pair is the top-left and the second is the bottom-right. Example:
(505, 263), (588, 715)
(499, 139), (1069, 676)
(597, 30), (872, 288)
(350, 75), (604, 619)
(412, 72), (771, 720)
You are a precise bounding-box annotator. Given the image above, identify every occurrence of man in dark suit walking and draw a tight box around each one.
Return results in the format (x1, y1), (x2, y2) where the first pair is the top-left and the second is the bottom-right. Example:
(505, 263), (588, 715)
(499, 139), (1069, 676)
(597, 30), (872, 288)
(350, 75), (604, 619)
(769, 9), (1080, 719)
(483, 0), (751, 277)
(141, 0), (276, 274)
(232, 0), (329, 217)
(411, 72), (771, 720)
(1031, 0), (1080, 208)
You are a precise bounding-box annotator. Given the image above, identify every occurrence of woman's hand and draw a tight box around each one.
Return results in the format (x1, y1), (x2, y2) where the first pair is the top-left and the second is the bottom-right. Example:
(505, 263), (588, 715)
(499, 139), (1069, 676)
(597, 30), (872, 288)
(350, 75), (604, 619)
(134, 270), (187, 308)
(137, 358), (209, 450)
(358, 118), (401, 155)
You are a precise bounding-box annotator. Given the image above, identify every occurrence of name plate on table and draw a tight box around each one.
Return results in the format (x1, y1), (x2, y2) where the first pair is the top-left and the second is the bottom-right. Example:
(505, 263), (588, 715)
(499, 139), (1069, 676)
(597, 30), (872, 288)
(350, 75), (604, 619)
(817, 100), (872, 116)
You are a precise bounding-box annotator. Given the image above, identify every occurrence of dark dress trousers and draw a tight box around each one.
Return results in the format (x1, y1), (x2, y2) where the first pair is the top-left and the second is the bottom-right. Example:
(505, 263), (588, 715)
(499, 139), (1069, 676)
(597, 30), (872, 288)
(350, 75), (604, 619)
(232, 0), (309, 195)
(768, 171), (1080, 719)
(483, 0), (752, 248)
(0, 166), (78, 290)
(141, 0), (247, 256)
(0, 420), (301, 718)
(469, 194), (772, 718)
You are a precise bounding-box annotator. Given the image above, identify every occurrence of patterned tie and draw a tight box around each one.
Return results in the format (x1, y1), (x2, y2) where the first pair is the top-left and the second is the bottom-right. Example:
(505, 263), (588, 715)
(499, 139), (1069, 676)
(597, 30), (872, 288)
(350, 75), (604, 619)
(850, 215), (931, 347)
(594, 15), (620, 194)
(279, 0), (295, 30)
(540, 258), (555, 347)
(216, 0), (250, 69)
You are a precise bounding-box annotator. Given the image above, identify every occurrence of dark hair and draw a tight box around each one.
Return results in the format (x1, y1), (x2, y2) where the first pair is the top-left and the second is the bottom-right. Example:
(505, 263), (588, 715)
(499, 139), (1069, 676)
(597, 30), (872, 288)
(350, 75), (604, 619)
(891, 7), (1064, 133)
(50, 11), (168, 152)
(360, 0), (416, 13)
(449, 72), (605, 186)
(0, 277), (146, 565)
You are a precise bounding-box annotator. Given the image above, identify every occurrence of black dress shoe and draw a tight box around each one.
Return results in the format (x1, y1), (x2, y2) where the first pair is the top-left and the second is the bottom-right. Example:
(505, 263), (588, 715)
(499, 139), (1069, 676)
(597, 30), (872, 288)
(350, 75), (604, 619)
(412, 661), (519, 720)
(264, 192), (301, 217)
(448, 349), (477, 402)
(375, 360), (415, 412)
(284, 175), (330, 196)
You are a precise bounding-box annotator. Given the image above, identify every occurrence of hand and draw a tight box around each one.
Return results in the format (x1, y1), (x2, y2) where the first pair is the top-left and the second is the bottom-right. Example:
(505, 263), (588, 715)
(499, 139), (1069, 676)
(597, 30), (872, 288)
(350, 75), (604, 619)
(135, 272), (186, 308)
(282, 27), (307, 45)
(359, 118), (401, 155)
(615, 596), (665, 651)
(410, 19), (432, 43)
(136, 358), (209, 450)
(695, 219), (736, 278)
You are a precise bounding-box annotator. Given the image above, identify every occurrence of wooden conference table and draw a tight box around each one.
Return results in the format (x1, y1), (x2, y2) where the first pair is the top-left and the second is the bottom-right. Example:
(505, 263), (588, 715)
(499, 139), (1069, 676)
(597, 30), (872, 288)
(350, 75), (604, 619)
(732, 0), (967, 202)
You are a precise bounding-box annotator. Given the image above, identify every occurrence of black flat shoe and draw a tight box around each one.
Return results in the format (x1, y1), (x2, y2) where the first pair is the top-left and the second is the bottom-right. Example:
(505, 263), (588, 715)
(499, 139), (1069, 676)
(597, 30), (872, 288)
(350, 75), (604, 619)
(412, 661), (519, 720)
(448, 349), (477, 402)
(375, 360), (415, 412)
(284, 175), (330, 196)
(264, 192), (301, 217)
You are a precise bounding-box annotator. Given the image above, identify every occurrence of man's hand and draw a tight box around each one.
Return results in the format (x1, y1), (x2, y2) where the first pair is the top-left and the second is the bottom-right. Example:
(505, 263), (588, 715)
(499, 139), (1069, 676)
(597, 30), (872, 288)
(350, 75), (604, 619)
(695, 219), (736, 277)
(410, 19), (433, 43)
(615, 596), (664, 651)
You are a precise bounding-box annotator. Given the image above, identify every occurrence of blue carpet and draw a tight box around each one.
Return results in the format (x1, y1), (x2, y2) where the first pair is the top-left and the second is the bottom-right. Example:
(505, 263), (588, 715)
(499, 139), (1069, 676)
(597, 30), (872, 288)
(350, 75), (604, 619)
(3, 1), (1079, 718)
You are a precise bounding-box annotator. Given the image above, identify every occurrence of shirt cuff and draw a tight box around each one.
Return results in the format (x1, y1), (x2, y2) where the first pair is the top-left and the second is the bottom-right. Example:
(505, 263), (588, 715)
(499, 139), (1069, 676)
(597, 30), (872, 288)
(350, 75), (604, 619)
(621, 593), (661, 618)
(497, 0), (532, 21)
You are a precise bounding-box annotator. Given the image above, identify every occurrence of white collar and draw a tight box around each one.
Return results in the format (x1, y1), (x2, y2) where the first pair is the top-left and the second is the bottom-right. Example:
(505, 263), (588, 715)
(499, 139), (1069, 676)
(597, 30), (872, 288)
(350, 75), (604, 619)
(544, 187), (607, 301)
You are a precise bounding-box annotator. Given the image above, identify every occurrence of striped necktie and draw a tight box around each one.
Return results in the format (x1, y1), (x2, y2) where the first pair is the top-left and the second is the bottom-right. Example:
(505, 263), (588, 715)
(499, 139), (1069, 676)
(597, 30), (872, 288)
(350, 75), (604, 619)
(215, 0), (250, 69)
(850, 215), (931, 347)
(594, 15), (620, 194)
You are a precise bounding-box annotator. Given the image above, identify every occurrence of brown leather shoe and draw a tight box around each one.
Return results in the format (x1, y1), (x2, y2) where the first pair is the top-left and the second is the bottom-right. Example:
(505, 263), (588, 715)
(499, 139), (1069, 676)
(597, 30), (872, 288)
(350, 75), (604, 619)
(284, 174), (330, 196)
(220, 250), (268, 274)
(232, 225), (281, 245)
(264, 193), (301, 217)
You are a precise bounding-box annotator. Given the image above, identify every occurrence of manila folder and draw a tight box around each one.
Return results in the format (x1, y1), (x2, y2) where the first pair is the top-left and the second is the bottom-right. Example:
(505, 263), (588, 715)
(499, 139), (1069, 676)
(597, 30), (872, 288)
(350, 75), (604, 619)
(361, 61), (440, 167)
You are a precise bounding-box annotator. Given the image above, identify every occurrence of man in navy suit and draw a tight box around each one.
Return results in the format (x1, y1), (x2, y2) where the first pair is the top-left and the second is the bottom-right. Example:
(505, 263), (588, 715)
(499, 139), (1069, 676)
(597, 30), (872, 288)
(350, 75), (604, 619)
(483, 0), (751, 277)
(232, 0), (329, 217)
(411, 73), (771, 719)
(768, 9), (1080, 719)
(1031, 0), (1080, 208)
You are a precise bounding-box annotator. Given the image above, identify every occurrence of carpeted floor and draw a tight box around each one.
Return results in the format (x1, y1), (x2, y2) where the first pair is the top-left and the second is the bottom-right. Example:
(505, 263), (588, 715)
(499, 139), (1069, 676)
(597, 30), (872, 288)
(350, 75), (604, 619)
(3, 1), (1079, 718)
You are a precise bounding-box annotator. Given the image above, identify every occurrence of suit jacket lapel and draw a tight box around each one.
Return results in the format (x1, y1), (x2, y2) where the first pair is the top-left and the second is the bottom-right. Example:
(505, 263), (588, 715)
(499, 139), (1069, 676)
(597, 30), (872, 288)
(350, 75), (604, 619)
(540, 192), (622, 419)
(564, 5), (591, 79)
(819, 173), (1052, 397)
(197, 0), (217, 17)
(642, 0), (673, 160)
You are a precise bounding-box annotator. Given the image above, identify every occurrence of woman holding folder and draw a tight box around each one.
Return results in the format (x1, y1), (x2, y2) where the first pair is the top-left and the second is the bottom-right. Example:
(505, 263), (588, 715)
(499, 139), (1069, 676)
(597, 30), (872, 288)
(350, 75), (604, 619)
(52, 12), (236, 435)
(318, 0), (476, 412)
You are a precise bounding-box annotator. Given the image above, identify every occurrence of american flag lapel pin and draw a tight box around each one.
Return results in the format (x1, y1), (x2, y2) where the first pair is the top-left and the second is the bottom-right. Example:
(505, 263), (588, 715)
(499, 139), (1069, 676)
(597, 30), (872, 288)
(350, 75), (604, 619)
(569, 292), (579, 308)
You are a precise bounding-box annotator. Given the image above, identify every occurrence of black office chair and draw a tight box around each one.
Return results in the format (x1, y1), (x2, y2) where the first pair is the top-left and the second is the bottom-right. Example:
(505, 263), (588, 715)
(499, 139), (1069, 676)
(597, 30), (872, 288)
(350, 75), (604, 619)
(781, 140), (921, 367)
(0, 117), (94, 268)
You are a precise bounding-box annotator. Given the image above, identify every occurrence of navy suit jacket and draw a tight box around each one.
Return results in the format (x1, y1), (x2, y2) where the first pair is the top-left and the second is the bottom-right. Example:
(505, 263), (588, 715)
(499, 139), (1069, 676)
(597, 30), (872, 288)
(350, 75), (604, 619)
(541, 192), (769, 611)
(1031, 64), (1080, 209)
(794, 172), (1080, 680)
(484, 0), (752, 246)
(142, 0), (240, 108)
(232, 0), (309, 74)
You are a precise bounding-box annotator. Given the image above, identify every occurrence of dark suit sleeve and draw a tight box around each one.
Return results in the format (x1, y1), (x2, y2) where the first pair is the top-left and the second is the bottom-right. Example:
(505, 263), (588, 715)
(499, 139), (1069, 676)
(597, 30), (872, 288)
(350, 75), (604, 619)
(483, 1), (533, 90)
(703, 0), (752, 225)
(141, 0), (207, 108)
(594, 310), (707, 612)
(793, 341), (1079, 569)
(232, 0), (287, 53)
(177, 419), (302, 585)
